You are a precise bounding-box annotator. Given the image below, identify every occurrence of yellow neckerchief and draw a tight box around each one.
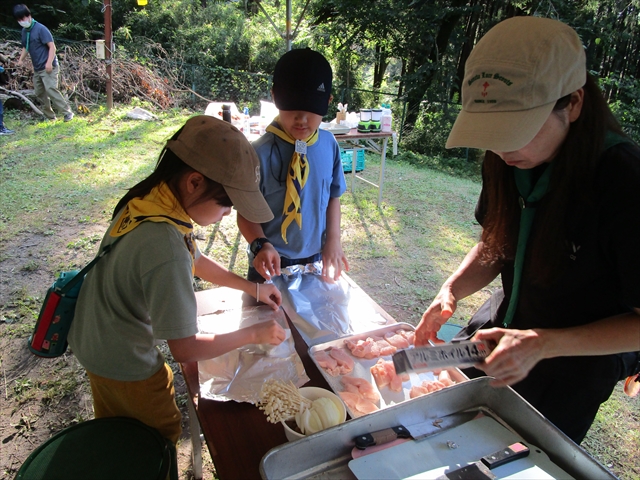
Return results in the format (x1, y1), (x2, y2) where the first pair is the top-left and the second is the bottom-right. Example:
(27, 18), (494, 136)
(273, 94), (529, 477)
(110, 182), (197, 273)
(266, 117), (319, 244)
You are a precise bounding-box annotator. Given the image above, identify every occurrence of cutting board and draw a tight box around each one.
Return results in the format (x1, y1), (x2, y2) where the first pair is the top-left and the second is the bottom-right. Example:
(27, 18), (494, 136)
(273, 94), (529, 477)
(348, 416), (573, 479)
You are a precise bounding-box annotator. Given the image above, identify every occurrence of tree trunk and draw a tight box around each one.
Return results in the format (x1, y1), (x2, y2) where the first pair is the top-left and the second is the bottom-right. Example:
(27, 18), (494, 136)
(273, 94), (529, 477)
(403, 3), (465, 131)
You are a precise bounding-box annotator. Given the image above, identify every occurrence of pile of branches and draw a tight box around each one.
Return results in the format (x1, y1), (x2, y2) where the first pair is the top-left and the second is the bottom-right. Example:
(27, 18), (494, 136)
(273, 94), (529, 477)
(0, 39), (207, 113)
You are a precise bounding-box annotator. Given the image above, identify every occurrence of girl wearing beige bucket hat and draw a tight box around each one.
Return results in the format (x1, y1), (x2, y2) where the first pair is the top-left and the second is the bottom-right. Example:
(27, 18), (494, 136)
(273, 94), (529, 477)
(68, 116), (287, 444)
(416, 17), (640, 443)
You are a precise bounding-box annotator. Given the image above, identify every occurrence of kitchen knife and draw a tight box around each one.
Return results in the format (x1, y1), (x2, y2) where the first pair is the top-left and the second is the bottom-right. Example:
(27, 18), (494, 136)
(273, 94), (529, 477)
(434, 442), (530, 480)
(354, 410), (480, 450)
(393, 340), (492, 375)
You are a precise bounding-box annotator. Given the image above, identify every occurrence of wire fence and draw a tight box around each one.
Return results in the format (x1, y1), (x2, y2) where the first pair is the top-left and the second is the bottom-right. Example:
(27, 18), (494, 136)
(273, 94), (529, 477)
(1, 27), (274, 114)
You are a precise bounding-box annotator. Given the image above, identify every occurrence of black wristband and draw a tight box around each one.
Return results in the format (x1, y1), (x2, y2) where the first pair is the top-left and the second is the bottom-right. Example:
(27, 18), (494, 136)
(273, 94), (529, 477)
(250, 237), (271, 256)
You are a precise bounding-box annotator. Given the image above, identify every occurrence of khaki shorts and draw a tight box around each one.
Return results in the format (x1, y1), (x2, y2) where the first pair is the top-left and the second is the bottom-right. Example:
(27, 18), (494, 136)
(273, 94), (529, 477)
(87, 363), (182, 444)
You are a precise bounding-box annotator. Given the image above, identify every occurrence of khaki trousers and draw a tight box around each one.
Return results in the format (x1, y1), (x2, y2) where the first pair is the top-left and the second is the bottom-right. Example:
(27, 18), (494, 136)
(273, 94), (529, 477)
(87, 363), (183, 445)
(33, 65), (72, 119)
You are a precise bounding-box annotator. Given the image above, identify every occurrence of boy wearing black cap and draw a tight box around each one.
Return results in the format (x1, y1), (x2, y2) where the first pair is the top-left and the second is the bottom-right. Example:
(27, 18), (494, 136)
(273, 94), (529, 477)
(237, 48), (349, 284)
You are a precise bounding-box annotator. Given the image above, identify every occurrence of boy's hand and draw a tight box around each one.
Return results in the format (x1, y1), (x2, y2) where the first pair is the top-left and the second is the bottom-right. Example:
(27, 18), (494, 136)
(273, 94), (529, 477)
(321, 241), (349, 283)
(253, 243), (281, 280)
(250, 320), (286, 346)
(256, 282), (282, 310)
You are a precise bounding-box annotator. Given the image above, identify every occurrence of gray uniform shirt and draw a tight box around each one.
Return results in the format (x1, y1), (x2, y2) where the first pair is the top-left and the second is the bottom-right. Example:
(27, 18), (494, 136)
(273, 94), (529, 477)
(68, 216), (199, 381)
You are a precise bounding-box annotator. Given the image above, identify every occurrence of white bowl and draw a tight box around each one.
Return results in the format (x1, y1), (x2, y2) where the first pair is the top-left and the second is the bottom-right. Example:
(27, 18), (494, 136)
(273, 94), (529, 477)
(281, 387), (347, 442)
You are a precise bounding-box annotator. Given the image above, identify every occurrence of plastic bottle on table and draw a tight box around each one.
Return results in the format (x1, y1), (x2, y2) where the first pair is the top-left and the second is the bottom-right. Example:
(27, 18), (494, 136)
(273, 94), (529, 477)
(222, 105), (231, 123)
(381, 104), (392, 133)
(243, 106), (250, 134)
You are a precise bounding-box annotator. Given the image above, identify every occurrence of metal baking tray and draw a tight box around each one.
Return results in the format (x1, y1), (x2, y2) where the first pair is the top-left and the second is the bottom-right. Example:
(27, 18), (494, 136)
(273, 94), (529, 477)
(309, 323), (467, 418)
(260, 377), (615, 479)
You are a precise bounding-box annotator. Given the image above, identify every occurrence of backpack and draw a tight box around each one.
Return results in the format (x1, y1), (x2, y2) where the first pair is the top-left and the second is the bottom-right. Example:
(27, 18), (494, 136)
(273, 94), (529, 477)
(29, 238), (120, 357)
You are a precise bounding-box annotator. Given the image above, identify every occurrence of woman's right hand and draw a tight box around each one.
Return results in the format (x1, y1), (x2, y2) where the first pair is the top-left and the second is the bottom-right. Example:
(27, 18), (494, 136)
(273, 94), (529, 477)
(415, 286), (457, 346)
(250, 320), (286, 346)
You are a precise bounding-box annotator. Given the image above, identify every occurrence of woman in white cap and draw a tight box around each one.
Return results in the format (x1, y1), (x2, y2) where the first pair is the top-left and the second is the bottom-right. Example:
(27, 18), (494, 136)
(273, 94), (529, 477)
(415, 16), (640, 443)
(68, 115), (286, 445)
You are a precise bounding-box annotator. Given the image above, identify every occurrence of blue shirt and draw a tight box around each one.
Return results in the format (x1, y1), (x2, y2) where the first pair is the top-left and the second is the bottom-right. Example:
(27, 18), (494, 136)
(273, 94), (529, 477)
(21, 21), (58, 72)
(252, 129), (347, 260)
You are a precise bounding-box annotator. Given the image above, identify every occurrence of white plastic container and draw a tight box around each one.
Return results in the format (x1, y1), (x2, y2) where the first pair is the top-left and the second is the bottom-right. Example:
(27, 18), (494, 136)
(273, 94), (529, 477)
(281, 387), (347, 442)
(381, 107), (392, 132)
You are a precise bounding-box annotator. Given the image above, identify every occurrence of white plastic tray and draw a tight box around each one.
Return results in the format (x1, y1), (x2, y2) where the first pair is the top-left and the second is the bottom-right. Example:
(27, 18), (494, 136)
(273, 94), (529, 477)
(321, 124), (351, 135)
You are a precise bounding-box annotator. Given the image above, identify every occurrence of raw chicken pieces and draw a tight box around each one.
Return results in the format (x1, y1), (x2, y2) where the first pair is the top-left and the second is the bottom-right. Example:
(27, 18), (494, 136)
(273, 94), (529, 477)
(339, 376), (380, 417)
(341, 375), (380, 402)
(328, 347), (355, 374)
(409, 370), (456, 398)
(338, 391), (379, 417)
(314, 350), (338, 375)
(314, 347), (354, 376)
(370, 359), (410, 392)
(312, 327), (455, 419)
(344, 329), (415, 359)
(383, 331), (411, 349)
(344, 335), (397, 359)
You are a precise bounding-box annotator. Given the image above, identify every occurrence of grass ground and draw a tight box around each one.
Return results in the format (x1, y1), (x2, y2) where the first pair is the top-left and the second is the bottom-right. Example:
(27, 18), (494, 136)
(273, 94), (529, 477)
(0, 107), (638, 479)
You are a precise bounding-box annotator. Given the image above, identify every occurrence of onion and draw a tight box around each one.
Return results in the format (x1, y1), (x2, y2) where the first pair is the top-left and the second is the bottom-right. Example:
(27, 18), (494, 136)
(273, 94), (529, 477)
(305, 410), (323, 434)
(294, 397), (342, 434)
(312, 398), (341, 429)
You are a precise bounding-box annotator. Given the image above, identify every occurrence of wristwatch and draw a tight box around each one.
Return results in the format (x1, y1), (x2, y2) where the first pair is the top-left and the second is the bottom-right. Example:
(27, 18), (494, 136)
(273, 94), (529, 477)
(250, 237), (271, 256)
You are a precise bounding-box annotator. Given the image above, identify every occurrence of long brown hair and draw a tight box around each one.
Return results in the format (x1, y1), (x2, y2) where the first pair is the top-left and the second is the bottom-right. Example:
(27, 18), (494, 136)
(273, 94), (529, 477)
(478, 74), (627, 283)
(112, 127), (232, 219)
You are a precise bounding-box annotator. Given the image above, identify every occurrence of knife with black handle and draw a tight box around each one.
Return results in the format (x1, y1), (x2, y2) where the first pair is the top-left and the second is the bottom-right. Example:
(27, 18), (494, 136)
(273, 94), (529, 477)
(435, 442), (530, 480)
(354, 425), (411, 449)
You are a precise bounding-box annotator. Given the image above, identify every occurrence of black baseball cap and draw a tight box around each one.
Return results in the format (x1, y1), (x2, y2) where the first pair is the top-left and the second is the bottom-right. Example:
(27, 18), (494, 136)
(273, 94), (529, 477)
(272, 48), (332, 116)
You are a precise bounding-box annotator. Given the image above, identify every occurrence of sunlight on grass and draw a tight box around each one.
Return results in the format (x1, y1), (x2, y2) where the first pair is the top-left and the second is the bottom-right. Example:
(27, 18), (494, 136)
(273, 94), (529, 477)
(1, 108), (637, 479)
(0, 109), (192, 240)
(197, 211), (249, 277)
(583, 385), (640, 479)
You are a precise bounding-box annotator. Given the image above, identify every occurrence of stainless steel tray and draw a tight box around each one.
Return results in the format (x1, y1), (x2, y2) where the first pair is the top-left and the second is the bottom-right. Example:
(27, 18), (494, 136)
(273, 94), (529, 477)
(309, 323), (467, 418)
(260, 377), (615, 479)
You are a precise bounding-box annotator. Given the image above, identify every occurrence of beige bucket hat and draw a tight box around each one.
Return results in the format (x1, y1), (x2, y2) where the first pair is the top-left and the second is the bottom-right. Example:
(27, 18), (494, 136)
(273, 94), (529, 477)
(446, 16), (586, 152)
(166, 115), (273, 223)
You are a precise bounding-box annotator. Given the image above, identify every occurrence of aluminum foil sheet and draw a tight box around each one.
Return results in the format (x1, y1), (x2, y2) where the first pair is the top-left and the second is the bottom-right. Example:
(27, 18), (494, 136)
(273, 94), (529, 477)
(198, 306), (309, 403)
(273, 262), (388, 346)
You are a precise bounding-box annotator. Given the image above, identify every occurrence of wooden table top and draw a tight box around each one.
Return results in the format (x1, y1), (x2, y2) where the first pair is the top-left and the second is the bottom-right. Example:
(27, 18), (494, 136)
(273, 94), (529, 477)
(334, 128), (394, 141)
(180, 294), (334, 479)
(181, 276), (396, 479)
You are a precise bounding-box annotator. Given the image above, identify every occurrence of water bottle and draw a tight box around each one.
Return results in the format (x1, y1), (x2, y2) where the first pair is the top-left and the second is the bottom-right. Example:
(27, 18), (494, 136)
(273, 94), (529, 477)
(222, 105), (231, 123)
(381, 104), (392, 133)
(243, 106), (250, 133)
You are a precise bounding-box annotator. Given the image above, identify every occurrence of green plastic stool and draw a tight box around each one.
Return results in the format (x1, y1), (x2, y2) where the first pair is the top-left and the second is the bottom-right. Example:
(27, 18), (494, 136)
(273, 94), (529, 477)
(15, 417), (178, 480)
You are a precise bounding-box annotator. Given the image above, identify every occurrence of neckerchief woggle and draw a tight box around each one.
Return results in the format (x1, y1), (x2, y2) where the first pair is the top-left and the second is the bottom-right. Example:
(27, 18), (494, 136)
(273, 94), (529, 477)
(25, 19), (36, 52)
(266, 117), (319, 244)
(502, 131), (631, 327)
(110, 182), (197, 273)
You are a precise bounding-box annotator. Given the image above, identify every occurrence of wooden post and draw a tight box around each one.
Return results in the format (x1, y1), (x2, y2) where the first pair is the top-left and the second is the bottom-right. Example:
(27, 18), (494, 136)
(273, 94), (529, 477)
(286, 0), (291, 51)
(104, 0), (113, 111)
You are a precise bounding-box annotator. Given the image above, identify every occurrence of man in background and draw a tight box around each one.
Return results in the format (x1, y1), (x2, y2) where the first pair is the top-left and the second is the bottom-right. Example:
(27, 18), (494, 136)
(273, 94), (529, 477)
(13, 4), (73, 122)
(0, 54), (15, 135)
